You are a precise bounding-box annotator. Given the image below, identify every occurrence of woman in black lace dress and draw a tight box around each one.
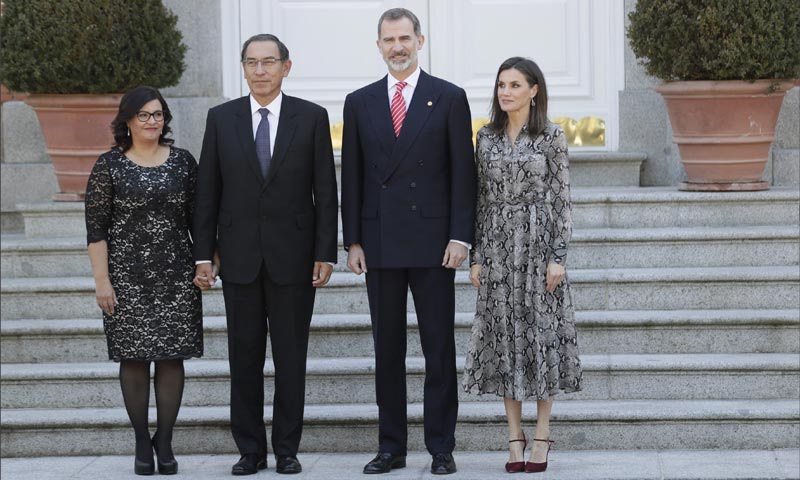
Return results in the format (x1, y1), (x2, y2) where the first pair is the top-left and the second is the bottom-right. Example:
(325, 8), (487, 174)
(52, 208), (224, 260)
(85, 86), (207, 475)
(462, 58), (582, 474)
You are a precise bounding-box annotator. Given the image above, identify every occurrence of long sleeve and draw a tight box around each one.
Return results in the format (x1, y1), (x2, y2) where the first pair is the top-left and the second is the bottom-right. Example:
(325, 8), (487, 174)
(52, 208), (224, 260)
(447, 88), (477, 245)
(85, 153), (114, 245)
(470, 130), (488, 266)
(192, 110), (222, 262)
(340, 93), (363, 248)
(312, 107), (339, 262)
(546, 127), (572, 265)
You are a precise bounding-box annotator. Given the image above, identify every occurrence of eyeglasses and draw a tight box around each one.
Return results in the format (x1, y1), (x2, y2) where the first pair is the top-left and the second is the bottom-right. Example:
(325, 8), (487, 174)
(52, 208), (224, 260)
(243, 57), (282, 69)
(136, 110), (165, 122)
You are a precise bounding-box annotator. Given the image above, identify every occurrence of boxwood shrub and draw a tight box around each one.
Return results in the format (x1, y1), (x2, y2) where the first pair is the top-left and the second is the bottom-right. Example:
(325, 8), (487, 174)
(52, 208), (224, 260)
(0, 0), (186, 93)
(628, 0), (800, 81)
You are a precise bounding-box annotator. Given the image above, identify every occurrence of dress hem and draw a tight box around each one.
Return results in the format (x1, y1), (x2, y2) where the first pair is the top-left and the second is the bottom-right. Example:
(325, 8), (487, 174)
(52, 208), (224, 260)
(462, 383), (582, 401)
(109, 353), (203, 362)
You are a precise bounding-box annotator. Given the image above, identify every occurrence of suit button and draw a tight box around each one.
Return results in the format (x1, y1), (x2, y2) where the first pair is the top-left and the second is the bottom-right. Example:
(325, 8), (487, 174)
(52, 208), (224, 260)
(418, 162), (424, 166)
(410, 182), (416, 188)
(382, 184), (388, 189)
(410, 205), (417, 211)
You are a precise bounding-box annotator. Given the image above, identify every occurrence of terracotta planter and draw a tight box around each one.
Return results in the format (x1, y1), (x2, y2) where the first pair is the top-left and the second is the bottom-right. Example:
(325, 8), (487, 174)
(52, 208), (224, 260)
(25, 94), (122, 201)
(656, 80), (795, 191)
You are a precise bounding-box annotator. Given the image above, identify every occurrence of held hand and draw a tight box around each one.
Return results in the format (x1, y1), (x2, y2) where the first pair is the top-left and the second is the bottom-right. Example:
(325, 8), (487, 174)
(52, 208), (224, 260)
(211, 250), (221, 278)
(194, 263), (216, 290)
(546, 262), (566, 293)
(346, 244), (368, 275)
(442, 241), (468, 269)
(95, 277), (118, 315)
(469, 264), (482, 287)
(312, 261), (334, 287)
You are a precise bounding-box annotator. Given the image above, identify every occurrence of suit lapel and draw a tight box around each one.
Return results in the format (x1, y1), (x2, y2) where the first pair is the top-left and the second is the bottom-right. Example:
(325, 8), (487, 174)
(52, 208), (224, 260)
(234, 96), (264, 182)
(365, 77), (396, 161)
(383, 70), (438, 182)
(263, 94), (298, 189)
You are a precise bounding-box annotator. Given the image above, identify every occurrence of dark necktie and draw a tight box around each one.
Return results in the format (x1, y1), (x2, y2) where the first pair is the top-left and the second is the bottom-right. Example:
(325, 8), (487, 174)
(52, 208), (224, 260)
(255, 107), (271, 178)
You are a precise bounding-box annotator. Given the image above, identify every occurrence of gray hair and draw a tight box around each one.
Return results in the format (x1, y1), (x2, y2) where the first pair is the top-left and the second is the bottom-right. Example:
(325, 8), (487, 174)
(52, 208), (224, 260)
(377, 8), (422, 38)
(240, 33), (290, 62)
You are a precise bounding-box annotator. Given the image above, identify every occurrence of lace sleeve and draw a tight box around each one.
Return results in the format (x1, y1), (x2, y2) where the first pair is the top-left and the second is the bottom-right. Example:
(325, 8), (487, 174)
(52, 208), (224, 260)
(84, 153), (114, 245)
(470, 129), (488, 266)
(546, 126), (572, 265)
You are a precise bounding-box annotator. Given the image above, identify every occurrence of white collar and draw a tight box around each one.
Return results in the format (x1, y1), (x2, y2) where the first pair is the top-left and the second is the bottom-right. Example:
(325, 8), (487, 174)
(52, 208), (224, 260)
(387, 66), (421, 92)
(250, 92), (283, 117)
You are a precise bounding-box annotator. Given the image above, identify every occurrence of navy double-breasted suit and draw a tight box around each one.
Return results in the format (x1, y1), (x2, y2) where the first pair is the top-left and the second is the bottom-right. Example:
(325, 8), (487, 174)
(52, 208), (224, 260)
(341, 70), (476, 455)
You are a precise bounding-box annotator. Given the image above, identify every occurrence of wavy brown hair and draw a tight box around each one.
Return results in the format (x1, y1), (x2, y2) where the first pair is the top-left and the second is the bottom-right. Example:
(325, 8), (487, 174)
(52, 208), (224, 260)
(488, 57), (549, 138)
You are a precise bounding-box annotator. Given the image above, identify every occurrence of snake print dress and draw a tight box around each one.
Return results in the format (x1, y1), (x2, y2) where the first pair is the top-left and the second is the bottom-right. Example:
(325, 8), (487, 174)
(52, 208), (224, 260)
(462, 122), (582, 400)
(85, 147), (203, 362)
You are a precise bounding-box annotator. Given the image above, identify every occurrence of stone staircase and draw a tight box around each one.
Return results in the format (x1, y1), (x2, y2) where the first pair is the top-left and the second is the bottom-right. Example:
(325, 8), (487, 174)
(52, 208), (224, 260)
(1, 157), (799, 458)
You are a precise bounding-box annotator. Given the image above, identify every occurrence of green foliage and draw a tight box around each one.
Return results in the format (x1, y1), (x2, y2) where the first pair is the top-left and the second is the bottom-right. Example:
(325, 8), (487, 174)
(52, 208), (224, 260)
(627, 0), (800, 81)
(0, 0), (187, 93)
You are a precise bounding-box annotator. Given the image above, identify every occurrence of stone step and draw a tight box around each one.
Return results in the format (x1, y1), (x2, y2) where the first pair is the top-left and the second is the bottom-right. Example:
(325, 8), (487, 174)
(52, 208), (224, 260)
(4, 225), (798, 278)
(2, 267), (798, 319)
(13, 188), (800, 238)
(2, 449), (799, 480)
(2, 400), (798, 456)
(3, 309), (798, 364)
(2, 354), (797, 409)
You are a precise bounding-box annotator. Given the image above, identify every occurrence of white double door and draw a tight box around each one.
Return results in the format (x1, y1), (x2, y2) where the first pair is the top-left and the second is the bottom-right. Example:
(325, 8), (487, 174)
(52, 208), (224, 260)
(221, 0), (624, 149)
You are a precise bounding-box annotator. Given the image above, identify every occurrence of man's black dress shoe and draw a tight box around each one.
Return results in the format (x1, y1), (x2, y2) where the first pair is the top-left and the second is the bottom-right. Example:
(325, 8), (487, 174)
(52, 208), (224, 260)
(363, 452), (406, 474)
(430, 453), (457, 475)
(276, 456), (302, 474)
(231, 454), (267, 476)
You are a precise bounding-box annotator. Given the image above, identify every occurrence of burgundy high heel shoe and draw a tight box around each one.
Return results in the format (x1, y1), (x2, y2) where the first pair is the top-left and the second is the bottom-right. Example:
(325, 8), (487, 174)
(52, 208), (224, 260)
(524, 438), (554, 473)
(505, 433), (527, 473)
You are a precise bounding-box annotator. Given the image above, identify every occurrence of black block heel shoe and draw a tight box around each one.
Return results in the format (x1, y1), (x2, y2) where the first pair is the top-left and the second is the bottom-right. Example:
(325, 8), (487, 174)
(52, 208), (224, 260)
(152, 431), (178, 475)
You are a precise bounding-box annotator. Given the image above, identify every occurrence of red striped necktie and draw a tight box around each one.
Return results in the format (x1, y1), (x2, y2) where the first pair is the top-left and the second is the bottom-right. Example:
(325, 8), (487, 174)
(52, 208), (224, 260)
(391, 81), (408, 137)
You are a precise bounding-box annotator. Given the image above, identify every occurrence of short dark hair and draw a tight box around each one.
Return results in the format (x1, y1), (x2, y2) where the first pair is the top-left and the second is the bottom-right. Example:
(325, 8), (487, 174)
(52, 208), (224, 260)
(488, 57), (549, 137)
(377, 8), (422, 38)
(240, 33), (290, 62)
(111, 86), (174, 152)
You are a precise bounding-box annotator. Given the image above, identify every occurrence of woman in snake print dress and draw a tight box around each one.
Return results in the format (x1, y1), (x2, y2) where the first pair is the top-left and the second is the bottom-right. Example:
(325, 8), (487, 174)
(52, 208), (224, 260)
(85, 87), (206, 475)
(462, 58), (582, 474)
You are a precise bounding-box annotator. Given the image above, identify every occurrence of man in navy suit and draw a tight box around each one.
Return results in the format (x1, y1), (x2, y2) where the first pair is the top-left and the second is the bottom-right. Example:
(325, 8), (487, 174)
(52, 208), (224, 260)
(193, 34), (338, 475)
(340, 8), (476, 475)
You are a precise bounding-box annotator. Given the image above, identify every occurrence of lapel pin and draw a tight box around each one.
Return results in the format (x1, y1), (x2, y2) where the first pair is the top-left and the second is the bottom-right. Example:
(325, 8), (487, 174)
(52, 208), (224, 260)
(427, 101), (433, 106)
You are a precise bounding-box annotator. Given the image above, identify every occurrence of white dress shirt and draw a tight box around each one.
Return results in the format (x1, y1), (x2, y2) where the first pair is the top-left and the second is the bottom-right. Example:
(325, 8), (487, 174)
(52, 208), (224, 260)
(387, 66), (421, 111)
(250, 92), (281, 153)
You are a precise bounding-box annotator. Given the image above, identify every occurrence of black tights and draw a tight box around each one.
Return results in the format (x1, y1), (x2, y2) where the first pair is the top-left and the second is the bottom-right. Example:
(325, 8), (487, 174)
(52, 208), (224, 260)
(119, 359), (185, 461)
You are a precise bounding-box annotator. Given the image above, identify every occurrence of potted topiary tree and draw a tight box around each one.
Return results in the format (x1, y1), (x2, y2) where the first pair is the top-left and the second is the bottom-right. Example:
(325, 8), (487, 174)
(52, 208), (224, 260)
(628, 0), (800, 191)
(0, 0), (186, 200)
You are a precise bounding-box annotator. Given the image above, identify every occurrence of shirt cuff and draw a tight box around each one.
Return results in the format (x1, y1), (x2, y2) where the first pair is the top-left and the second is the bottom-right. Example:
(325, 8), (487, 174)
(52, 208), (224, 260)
(195, 260), (212, 265)
(450, 239), (472, 250)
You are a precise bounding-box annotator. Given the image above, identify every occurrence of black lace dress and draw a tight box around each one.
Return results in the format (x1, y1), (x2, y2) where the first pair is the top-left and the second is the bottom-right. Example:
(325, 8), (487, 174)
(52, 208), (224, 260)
(85, 146), (203, 362)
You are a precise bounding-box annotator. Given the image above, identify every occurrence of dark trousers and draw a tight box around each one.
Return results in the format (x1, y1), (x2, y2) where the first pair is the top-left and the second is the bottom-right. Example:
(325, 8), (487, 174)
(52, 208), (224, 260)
(222, 262), (315, 458)
(365, 267), (458, 456)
